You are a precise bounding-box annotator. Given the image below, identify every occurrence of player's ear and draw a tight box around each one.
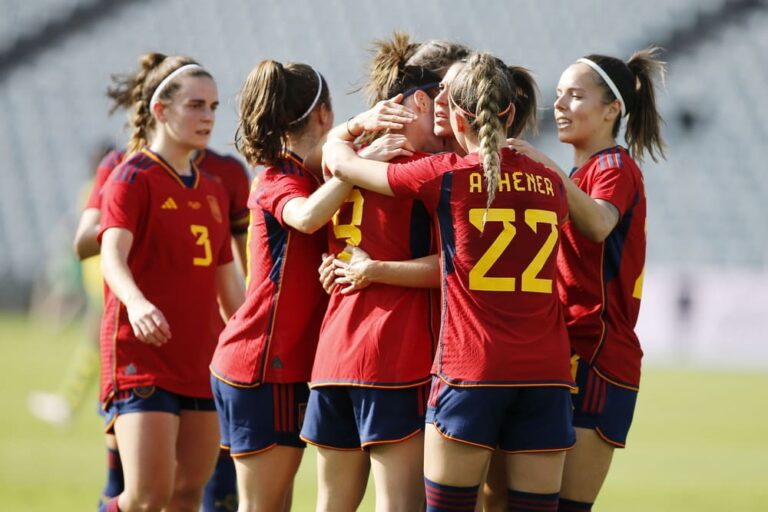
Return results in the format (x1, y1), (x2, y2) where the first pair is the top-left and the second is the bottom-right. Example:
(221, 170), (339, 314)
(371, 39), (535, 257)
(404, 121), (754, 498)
(152, 102), (167, 123)
(504, 104), (516, 129)
(412, 89), (431, 113)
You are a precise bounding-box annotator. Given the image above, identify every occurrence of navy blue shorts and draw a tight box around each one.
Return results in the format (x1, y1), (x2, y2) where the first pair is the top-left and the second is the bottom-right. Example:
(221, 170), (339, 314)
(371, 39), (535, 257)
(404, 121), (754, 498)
(103, 385), (215, 433)
(211, 375), (309, 457)
(300, 383), (429, 450)
(426, 377), (575, 452)
(571, 358), (638, 448)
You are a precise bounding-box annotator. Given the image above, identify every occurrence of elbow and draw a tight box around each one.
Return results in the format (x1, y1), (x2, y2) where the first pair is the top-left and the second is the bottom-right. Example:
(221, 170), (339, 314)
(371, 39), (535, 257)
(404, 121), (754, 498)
(293, 214), (326, 235)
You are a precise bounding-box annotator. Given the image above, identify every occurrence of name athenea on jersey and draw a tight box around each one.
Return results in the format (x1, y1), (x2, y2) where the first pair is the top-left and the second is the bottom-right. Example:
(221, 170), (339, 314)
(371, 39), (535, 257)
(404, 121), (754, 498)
(468, 171), (555, 197)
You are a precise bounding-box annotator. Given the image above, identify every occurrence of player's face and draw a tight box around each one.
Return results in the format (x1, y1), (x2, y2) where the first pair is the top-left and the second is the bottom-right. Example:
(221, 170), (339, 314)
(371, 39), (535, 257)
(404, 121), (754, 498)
(162, 75), (219, 150)
(554, 63), (616, 148)
(433, 62), (464, 138)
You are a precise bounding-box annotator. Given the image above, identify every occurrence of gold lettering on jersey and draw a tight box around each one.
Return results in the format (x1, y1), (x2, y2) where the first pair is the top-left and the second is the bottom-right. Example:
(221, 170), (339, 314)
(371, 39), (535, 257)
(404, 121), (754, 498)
(206, 195), (223, 223)
(470, 171), (554, 197)
(469, 172), (483, 193)
(188, 201), (202, 210)
(498, 172), (511, 192)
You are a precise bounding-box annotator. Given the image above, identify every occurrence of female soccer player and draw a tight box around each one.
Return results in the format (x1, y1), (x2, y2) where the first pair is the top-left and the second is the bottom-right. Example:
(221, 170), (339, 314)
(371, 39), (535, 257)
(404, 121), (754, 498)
(323, 52), (575, 512)
(208, 59), (364, 511)
(300, 33), (449, 512)
(97, 53), (244, 512)
(506, 48), (666, 511)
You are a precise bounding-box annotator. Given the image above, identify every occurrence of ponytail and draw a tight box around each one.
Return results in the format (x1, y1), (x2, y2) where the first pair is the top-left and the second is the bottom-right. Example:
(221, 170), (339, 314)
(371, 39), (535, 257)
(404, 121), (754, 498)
(504, 65), (538, 138)
(626, 47), (667, 162)
(236, 60), (330, 166)
(449, 53), (513, 216)
(364, 32), (420, 105)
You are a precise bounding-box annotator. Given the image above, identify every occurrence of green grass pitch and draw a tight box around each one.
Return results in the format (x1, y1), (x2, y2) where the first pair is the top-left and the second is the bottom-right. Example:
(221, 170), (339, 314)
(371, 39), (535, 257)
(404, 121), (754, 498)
(1, 312), (767, 511)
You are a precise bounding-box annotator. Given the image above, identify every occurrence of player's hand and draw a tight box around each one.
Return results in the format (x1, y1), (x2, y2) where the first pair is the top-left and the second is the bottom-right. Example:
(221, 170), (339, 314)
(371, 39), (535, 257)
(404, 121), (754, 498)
(358, 134), (414, 162)
(348, 94), (417, 135)
(334, 246), (373, 295)
(125, 298), (172, 346)
(506, 138), (562, 172)
(321, 140), (355, 178)
(318, 252), (337, 294)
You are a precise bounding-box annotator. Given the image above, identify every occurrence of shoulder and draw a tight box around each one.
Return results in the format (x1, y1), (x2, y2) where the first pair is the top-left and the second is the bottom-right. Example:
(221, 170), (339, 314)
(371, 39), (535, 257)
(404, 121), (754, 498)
(99, 149), (126, 170)
(198, 148), (249, 175)
(109, 151), (156, 185)
(503, 148), (564, 185)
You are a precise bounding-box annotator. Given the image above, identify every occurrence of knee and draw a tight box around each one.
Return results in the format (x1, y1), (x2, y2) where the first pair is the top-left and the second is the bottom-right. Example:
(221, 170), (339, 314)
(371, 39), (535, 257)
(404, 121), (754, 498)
(119, 490), (172, 512)
(170, 480), (206, 510)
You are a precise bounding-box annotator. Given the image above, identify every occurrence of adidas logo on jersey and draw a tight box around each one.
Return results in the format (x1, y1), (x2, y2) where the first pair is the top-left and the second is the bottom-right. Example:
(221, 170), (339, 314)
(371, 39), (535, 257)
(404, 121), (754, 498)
(161, 197), (178, 210)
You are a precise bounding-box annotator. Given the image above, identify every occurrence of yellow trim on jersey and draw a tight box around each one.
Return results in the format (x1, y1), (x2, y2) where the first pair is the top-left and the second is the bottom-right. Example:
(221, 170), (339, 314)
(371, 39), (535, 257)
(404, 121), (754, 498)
(209, 366), (264, 389)
(434, 374), (576, 391)
(141, 147), (200, 189)
(308, 378), (432, 390)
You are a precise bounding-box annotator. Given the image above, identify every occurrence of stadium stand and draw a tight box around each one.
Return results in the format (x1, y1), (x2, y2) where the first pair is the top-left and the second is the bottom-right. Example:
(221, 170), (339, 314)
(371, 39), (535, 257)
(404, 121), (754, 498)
(0, 0), (765, 306)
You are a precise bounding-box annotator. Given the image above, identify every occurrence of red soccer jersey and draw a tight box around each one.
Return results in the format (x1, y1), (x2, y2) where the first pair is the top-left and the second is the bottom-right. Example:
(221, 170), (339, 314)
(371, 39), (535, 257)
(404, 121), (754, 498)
(211, 153), (328, 386)
(98, 148), (233, 402)
(388, 148), (572, 387)
(556, 146), (646, 389)
(86, 149), (250, 236)
(85, 149), (125, 209)
(311, 152), (438, 388)
(194, 149), (251, 235)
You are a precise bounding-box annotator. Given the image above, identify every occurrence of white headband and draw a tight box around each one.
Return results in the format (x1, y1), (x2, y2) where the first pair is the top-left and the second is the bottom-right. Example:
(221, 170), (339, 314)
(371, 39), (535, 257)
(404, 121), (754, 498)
(577, 58), (626, 117)
(149, 64), (203, 111)
(288, 68), (324, 125)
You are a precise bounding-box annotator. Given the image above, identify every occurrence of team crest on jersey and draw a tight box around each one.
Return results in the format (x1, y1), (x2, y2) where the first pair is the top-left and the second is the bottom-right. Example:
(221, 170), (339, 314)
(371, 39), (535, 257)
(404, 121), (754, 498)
(161, 197), (178, 210)
(206, 195), (223, 223)
(188, 200), (202, 210)
(124, 363), (137, 375)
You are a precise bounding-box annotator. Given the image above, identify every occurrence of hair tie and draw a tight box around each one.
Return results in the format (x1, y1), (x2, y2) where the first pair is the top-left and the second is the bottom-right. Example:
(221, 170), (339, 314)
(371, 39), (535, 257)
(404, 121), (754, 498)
(149, 64), (202, 111)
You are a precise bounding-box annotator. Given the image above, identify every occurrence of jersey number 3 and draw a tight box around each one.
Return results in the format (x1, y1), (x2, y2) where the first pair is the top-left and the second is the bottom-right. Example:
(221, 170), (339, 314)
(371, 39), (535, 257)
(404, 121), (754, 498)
(468, 208), (558, 293)
(190, 224), (212, 267)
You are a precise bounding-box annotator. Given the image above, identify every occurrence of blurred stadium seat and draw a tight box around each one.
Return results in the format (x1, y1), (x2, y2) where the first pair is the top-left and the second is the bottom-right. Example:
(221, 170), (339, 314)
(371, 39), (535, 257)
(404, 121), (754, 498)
(0, 0), (765, 305)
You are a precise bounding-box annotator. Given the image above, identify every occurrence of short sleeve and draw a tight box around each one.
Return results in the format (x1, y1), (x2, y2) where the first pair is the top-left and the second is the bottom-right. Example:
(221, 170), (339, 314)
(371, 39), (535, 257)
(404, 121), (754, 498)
(256, 171), (315, 227)
(582, 165), (636, 216)
(387, 152), (460, 210)
(97, 167), (148, 242)
(85, 150), (123, 210)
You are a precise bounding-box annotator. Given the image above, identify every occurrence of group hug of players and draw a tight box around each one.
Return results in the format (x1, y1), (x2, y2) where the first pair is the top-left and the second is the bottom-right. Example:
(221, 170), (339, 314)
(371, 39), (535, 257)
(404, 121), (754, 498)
(79, 32), (666, 512)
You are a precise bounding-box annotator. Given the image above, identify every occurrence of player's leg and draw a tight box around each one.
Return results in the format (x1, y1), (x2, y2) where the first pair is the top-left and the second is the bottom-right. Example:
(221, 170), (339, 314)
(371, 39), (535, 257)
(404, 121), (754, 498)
(559, 360), (637, 510)
(316, 448), (370, 512)
(100, 433), (124, 506)
(501, 387), (575, 512)
(558, 428), (614, 509)
(369, 433), (425, 512)
(423, 381), (507, 511)
(481, 449), (507, 512)
(110, 404), (178, 511)
(202, 448), (238, 512)
(167, 403), (221, 511)
(359, 384), (429, 511)
(234, 446), (304, 511)
(301, 387), (370, 511)
(213, 379), (307, 511)
(424, 424), (491, 512)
